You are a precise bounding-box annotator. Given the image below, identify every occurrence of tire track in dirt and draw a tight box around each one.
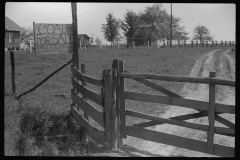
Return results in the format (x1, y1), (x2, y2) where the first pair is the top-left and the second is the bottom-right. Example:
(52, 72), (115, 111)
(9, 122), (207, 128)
(168, 49), (235, 157)
(121, 49), (235, 157)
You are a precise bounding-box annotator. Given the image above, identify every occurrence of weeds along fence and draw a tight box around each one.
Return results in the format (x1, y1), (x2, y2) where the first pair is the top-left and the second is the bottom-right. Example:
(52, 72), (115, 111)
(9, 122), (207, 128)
(71, 59), (235, 157)
(71, 63), (119, 149)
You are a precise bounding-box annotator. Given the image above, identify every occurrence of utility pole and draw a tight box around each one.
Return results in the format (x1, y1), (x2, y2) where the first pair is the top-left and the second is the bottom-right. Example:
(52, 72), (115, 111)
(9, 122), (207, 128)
(170, 3), (172, 48)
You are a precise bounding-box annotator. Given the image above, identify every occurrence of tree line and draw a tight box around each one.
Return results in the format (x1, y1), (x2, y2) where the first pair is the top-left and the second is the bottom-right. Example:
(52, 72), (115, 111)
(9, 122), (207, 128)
(101, 3), (214, 48)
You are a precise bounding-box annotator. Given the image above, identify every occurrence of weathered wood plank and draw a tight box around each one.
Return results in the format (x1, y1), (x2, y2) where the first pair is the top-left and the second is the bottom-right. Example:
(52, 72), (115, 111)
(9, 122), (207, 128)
(215, 103), (235, 114)
(119, 60), (127, 139)
(112, 60), (122, 146)
(72, 77), (102, 106)
(102, 69), (118, 149)
(127, 109), (234, 137)
(126, 125), (234, 157)
(124, 70), (182, 98)
(215, 115), (235, 129)
(207, 72), (216, 154)
(119, 73), (235, 87)
(71, 66), (102, 86)
(71, 89), (104, 127)
(81, 64), (89, 121)
(133, 111), (208, 128)
(125, 91), (234, 114)
(71, 105), (105, 145)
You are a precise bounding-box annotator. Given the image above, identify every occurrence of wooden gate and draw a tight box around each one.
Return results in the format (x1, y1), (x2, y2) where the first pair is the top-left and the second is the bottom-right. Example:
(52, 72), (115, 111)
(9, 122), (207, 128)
(112, 59), (235, 157)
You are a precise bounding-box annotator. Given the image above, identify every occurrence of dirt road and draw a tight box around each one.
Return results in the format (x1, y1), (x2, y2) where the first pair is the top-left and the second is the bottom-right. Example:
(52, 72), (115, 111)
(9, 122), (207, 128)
(120, 49), (235, 157)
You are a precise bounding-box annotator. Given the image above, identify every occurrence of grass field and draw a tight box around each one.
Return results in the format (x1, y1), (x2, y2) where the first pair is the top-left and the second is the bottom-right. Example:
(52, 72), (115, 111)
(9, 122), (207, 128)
(4, 46), (232, 156)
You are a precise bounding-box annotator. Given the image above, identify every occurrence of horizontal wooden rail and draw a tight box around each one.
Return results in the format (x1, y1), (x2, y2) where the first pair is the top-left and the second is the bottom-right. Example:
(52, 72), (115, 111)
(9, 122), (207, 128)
(119, 73), (235, 87)
(133, 111), (208, 128)
(125, 91), (235, 114)
(71, 89), (104, 127)
(126, 109), (234, 137)
(72, 77), (102, 106)
(124, 70), (182, 98)
(71, 105), (105, 145)
(126, 125), (234, 157)
(71, 65), (102, 86)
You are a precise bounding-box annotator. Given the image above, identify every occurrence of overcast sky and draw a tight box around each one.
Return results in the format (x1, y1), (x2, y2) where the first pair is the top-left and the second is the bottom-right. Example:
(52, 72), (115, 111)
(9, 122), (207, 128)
(5, 2), (235, 44)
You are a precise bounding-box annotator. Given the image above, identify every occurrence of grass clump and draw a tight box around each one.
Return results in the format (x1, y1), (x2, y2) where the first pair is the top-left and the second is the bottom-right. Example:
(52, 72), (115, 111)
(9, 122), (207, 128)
(16, 108), (105, 156)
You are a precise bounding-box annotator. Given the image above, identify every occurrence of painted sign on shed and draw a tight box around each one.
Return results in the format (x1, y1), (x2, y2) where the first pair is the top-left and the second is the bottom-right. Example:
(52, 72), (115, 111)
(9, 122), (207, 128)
(34, 23), (73, 54)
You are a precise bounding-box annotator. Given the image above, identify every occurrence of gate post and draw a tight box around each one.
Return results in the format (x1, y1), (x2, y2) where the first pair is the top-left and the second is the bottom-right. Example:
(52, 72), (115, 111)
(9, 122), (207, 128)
(207, 71), (216, 154)
(102, 69), (118, 149)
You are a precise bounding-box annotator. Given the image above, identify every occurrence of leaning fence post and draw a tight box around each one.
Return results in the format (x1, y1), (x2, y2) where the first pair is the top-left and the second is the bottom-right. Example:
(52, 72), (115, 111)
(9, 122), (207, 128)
(102, 69), (118, 149)
(10, 50), (16, 96)
(207, 71), (216, 154)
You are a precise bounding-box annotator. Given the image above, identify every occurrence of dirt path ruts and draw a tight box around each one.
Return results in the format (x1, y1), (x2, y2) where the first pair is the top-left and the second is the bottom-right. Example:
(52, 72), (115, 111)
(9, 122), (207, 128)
(121, 49), (235, 157)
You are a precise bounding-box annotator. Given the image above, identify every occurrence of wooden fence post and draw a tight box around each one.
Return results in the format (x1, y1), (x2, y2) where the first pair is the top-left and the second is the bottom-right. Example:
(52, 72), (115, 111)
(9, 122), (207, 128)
(10, 51), (16, 96)
(206, 41), (208, 47)
(215, 41), (217, 47)
(196, 40), (198, 47)
(148, 41), (149, 48)
(207, 71), (216, 154)
(191, 41), (193, 47)
(71, 2), (79, 112)
(112, 59), (122, 146)
(133, 41), (135, 49)
(102, 69), (118, 149)
(229, 41), (231, 46)
(119, 60), (126, 140)
(225, 41), (227, 46)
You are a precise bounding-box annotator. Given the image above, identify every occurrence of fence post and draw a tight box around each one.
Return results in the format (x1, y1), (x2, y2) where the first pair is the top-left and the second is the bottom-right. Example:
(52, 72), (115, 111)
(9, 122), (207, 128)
(229, 41), (231, 46)
(207, 71), (216, 154)
(102, 69), (118, 149)
(10, 51), (16, 96)
(133, 41), (135, 49)
(225, 41), (227, 46)
(206, 41), (208, 47)
(191, 41), (193, 47)
(118, 60), (126, 141)
(196, 40), (198, 47)
(112, 60), (122, 146)
(148, 41), (149, 48)
(163, 41), (165, 47)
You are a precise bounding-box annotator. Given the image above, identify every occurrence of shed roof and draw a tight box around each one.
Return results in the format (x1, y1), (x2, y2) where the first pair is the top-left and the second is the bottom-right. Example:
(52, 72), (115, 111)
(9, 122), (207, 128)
(5, 16), (24, 32)
(78, 34), (90, 40)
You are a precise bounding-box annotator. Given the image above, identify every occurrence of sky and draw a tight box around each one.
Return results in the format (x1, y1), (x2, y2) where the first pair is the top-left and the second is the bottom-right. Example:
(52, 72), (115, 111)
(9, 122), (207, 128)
(5, 2), (235, 45)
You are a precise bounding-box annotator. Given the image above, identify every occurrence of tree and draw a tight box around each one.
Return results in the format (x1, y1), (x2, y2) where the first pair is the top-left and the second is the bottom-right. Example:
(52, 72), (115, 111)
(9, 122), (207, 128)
(20, 27), (33, 46)
(192, 23), (214, 41)
(138, 3), (189, 46)
(138, 3), (169, 46)
(95, 37), (101, 46)
(121, 10), (140, 47)
(101, 12), (120, 49)
(163, 15), (189, 41)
